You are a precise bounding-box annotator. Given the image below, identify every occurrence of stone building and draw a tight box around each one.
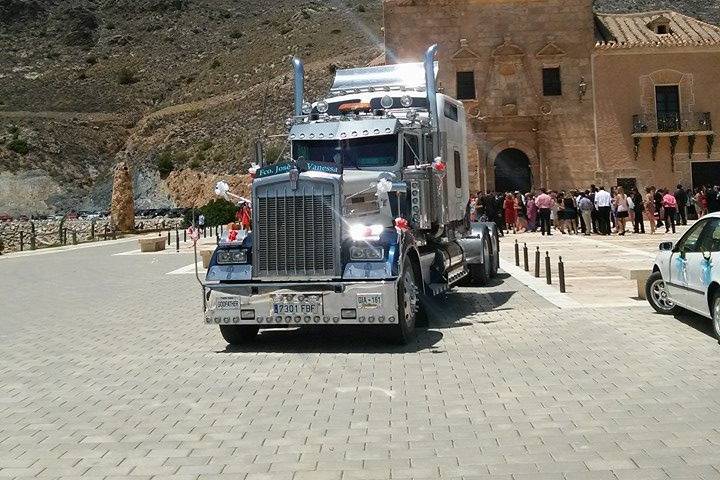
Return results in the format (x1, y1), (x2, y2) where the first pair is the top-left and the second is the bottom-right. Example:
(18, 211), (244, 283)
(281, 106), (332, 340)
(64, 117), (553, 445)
(384, 0), (720, 193)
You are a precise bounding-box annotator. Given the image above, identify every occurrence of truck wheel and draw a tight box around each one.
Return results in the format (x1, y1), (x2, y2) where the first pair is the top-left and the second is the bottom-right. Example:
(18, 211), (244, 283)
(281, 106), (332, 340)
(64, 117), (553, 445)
(468, 238), (491, 286)
(389, 257), (419, 344)
(219, 325), (259, 346)
(646, 271), (679, 315)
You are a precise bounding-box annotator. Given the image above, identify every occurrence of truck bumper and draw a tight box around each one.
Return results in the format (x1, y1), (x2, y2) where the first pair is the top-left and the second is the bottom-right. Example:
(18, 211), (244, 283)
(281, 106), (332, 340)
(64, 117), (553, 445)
(204, 280), (400, 326)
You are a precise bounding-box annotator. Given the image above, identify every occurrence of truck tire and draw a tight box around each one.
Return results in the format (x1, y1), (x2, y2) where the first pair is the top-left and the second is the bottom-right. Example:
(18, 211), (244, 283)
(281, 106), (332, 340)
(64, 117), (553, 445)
(645, 271), (679, 315)
(468, 237), (491, 286)
(219, 325), (259, 345)
(389, 256), (419, 344)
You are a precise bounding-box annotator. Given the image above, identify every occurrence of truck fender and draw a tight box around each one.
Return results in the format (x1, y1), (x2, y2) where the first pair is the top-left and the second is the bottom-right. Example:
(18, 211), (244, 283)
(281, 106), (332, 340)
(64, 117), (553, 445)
(399, 236), (427, 294)
(457, 222), (490, 266)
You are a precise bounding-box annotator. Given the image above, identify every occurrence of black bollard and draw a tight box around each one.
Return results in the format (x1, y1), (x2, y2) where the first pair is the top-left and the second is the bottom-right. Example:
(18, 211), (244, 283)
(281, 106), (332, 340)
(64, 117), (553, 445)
(112, 228), (117, 240)
(514, 240), (520, 267)
(104, 225), (108, 241)
(558, 256), (566, 293)
(91, 221), (95, 240)
(30, 222), (36, 250)
(545, 251), (552, 285)
(167, 230), (171, 246)
(19, 231), (24, 251)
(183, 228), (187, 243)
(0, 238), (3, 255)
(215, 225), (219, 237)
(534, 247), (541, 278)
(72, 230), (77, 245)
(175, 229), (180, 252)
(523, 243), (529, 272)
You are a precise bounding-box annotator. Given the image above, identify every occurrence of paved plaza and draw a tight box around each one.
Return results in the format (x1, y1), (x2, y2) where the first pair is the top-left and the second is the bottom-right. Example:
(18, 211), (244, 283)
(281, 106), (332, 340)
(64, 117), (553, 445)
(2, 233), (720, 480)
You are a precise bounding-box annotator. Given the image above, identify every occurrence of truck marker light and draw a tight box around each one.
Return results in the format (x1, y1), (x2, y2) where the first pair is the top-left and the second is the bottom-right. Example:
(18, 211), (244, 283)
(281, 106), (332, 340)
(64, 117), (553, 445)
(323, 316), (330, 323)
(388, 316), (396, 323)
(314, 316), (321, 323)
(285, 316), (292, 324)
(368, 316), (375, 323)
(301, 101), (312, 115)
(359, 316), (365, 323)
(294, 316), (302, 323)
(333, 317), (340, 323)
(276, 317), (283, 324)
(341, 309), (357, 319)
(233, 316), (240, 324)
(316, 100), (329, 113)
(378, 316), (385, 323)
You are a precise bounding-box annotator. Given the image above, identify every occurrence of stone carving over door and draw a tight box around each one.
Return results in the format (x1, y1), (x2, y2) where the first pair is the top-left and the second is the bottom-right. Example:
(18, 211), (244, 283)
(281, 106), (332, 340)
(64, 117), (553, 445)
(482, 36), (538, 117)
(640, 69), (695, 119)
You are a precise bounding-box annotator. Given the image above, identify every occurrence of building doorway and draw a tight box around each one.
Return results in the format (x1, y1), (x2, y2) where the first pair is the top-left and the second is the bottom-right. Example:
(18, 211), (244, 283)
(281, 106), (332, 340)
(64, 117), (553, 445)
(494, 148), (532, 193)
(692, 162), (720, 189)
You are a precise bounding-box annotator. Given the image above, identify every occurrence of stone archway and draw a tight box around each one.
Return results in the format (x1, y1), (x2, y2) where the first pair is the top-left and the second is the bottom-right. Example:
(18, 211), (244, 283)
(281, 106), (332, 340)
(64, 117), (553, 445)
(494, 148), (532, 193)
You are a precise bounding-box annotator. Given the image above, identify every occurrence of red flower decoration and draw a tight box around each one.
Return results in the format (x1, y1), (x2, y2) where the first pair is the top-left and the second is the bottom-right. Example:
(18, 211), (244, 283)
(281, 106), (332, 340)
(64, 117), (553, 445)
(228, 230), (238, 242)
(432, 159), (446, 172)
(394, 217), (409, 232)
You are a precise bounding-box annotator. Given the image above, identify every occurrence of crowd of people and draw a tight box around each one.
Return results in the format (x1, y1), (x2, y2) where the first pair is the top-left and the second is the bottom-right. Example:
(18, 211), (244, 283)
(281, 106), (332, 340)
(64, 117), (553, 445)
(470, 184), (720, 237)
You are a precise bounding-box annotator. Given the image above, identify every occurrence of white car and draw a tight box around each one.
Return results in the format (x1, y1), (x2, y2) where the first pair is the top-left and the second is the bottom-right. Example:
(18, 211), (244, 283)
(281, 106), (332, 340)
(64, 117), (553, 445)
(646, 212), (720, 341)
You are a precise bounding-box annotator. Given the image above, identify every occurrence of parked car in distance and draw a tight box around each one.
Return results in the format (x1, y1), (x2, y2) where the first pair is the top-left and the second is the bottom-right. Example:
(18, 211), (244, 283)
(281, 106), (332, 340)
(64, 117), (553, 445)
(646, 212), (720, 342)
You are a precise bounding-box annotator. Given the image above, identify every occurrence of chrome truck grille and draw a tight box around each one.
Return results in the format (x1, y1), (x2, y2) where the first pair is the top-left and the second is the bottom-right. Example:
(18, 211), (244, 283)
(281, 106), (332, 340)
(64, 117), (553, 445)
(253, 178), (341, 279)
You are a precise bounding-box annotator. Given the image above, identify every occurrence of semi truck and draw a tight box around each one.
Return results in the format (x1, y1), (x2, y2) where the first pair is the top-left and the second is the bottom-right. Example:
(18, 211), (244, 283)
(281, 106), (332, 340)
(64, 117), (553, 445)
(199, 45), (500, 345)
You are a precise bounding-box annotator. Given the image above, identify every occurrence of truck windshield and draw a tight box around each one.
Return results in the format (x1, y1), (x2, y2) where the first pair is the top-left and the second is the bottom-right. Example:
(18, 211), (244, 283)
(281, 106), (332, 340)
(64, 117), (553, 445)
(292, 135), (397, 169)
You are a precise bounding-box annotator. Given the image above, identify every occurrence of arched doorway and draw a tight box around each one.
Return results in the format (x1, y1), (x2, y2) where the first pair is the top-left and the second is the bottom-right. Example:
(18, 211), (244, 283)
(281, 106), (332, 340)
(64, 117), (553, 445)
(494, 148), (532, 193)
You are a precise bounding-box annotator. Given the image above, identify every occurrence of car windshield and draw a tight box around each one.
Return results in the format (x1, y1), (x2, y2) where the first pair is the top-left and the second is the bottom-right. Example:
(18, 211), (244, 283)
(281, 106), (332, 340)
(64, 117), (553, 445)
(292, 135), (397, 169)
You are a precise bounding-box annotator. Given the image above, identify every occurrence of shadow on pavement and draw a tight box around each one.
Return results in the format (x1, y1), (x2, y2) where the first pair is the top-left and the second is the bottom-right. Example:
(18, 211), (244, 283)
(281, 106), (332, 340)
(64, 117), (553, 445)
(673, 310), (716, 340)
(217, 325), (443, 354)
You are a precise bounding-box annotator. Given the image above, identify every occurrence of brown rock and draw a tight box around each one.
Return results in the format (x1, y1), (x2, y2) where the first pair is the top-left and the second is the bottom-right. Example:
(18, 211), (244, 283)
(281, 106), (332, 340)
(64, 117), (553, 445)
(111, 161), (135, 232)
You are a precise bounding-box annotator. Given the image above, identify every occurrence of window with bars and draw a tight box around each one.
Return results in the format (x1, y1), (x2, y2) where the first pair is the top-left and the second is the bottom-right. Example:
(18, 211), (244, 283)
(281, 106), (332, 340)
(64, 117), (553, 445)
(456, 71), (476, 100)
(542, 67), (562, 96)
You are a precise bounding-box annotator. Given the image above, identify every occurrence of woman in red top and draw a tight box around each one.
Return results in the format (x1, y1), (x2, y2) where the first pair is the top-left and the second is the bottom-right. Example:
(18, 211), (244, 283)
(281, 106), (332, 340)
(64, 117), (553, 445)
(503, 193), (517, 232)
(696, 188), (708, 218)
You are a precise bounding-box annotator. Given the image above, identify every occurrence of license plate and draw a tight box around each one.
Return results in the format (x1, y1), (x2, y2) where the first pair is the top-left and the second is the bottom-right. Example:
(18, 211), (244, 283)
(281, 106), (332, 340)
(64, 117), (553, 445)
(215, 298), (240, 310)
(357, 293), (382, 309)
(273, 297), (322, 315)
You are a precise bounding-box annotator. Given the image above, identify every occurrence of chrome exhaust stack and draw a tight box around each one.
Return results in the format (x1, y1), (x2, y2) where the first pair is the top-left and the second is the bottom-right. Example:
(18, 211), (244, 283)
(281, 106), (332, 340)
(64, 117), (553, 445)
(424, 44), (439, 134)
(292, 57), (305, 116)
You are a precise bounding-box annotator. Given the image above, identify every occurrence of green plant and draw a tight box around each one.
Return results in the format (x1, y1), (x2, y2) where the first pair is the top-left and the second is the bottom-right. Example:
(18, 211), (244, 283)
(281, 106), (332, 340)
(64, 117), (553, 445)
(189, 158), (201, 169)
(116, 67), (137, 85)
(198, 139), (213, 151)
(105, 21), (115, 30)
(7, 137), (29, 155)
(156, 150), (175, 178)
(263, 144), (286, 164)
(229, 29), (243, 39)
(85, 55), (97, 64)
(209, 58), (221, 69)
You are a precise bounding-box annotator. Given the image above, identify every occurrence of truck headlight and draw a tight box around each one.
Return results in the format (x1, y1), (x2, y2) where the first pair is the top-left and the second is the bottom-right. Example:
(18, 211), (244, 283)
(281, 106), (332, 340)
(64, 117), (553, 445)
(349, 223), (384, 241)
(217, 249), (248, 265)
(350, 246), (384, 261)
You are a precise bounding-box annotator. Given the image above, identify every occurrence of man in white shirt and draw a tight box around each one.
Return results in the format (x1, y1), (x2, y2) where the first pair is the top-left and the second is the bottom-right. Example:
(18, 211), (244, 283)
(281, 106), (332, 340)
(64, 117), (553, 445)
(594, 186), (612, 235)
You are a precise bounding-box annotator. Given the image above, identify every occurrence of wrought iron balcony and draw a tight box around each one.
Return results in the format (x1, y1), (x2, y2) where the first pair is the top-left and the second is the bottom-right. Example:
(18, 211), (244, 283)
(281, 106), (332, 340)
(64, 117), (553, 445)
(632, 112), (713, 136)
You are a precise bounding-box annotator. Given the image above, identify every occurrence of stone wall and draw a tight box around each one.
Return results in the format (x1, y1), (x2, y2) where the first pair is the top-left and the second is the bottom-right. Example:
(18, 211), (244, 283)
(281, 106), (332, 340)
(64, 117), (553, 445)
(0, 217), (183, 254)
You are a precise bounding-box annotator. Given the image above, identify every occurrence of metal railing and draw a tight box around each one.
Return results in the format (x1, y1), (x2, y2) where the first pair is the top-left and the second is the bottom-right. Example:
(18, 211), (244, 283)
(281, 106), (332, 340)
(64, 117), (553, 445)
(632, 112), (712, 134)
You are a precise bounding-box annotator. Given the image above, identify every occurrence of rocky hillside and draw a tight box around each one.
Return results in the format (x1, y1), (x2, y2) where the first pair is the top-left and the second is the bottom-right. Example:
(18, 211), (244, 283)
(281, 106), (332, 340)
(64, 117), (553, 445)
(0, 0), (717, 215)
(594, 0), (719, 24)
(0, 0), (383, 214)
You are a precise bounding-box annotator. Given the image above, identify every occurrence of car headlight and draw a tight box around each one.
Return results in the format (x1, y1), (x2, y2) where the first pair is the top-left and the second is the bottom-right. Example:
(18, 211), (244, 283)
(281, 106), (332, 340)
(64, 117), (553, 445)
(350, 246), (385, 261)
(216, 249), (248, 265)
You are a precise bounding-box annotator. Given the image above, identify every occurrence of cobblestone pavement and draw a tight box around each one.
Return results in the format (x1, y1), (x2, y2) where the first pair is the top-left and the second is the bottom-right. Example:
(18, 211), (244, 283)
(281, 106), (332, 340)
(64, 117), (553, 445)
(1, 241), (720, 480)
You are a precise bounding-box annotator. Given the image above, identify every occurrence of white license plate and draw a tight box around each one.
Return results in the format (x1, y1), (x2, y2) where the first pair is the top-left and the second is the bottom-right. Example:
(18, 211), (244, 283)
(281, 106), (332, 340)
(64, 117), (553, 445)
(357, 293), (382, 309)
(215, 298), (240, 310)
(273, 301), (322, 315)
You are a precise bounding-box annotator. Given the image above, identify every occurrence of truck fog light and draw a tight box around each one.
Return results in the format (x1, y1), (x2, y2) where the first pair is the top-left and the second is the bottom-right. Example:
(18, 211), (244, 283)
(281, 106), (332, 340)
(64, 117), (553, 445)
(241, 309), (255, 320)
(341, 309), (357, 319)
(314, 316), (321, 323)
(388, 316), (396, 323)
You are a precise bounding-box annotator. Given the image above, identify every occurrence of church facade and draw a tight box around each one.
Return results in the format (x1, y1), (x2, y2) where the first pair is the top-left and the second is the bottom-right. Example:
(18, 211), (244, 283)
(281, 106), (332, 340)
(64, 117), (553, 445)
(383, 0), (720, 193)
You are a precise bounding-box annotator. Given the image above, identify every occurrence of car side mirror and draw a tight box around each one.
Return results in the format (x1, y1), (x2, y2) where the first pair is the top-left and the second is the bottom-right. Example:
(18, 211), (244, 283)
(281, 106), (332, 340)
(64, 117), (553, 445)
(659, 241), (674, 251)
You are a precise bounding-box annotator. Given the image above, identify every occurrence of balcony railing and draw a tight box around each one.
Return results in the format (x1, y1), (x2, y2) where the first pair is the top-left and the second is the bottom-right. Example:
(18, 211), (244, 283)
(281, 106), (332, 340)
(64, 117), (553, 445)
(632, 112), (713, 135)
